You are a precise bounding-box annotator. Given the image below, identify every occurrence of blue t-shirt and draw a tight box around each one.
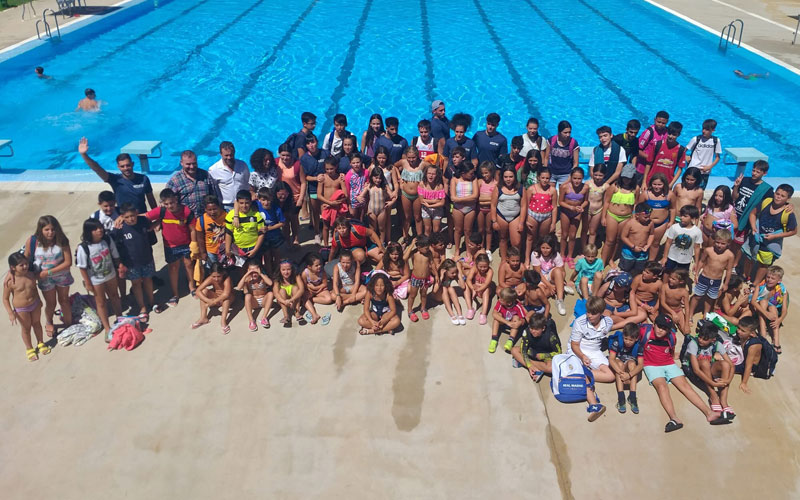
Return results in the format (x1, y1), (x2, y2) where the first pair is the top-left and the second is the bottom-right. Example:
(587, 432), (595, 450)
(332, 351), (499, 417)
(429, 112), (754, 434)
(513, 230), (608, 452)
(443, 137), (478, 168)
(374, 134), (408, 164)
(757, 204), (797, 254)
(300, 150), (329, 194)
(107, 172), (153, 214)
(431, 116), (450, 142)
(574, 257), (604, 282)
(472, 130), (507, 166)
(111, 216), (154, 268)
(255, 201), (286, 246)
(288, 131), (308, 159)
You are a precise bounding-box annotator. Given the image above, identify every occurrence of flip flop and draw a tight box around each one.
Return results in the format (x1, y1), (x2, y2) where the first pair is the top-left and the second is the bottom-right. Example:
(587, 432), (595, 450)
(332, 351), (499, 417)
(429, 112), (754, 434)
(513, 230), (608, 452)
(665, 419), (683, 433)
(167, 296), (179, 308)
(303, 311), (314, 323)
(260, 317), (270, 329)
(774, 345), (782, 354)
(421, 310), (430, 320)
(321, 313), (331, 326)
(409, 313), (419, 322)
(709, 416), (731, 426)
(221, 325), (231, 335)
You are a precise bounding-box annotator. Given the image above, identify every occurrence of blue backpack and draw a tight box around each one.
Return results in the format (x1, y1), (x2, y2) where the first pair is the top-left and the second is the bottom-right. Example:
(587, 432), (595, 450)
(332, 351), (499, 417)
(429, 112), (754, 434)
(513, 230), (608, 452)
(551, 353), (595, 403)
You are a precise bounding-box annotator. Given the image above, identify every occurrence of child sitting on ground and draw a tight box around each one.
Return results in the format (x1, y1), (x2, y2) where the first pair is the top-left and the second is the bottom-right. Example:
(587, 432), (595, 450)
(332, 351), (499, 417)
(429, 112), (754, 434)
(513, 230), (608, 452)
(273, 259), (305, 327)
(358, 273), (401, 335)
(192, 263), (233, 335)
(619, 203), (654, 275)
(467, 253), (493, 325)
(498, 247), (525, 299)
(639, 314), (729, 432)
(731, 316), (768, 393)
(436, 259), (467, 325)
(457, 232), (485, 289)
(522, 270), (550, 319)
(407, 235), (434, 322)
(377, 243), (409, 293)
(682, 321), (735, 420)
(3, 253), (49, 362)
(568, 296), (615, 384)
(625, 261), (663, 326)
(333, 249), (366, 311)
(596, 272), (637, 329)
(716, 275), (751, 327)
(689, 229), (735, 321)
(511, 313), (561, 383)
(530, 234), (572, 316)
(660, 268), (691, 335)
(750, 265), (789, 354)
(301, 253), (332, 326)
(569, 243), (604, 298)
(490, 287), (527, 354)
(608, 324), (643, 414)
(236, 259), (274, 330)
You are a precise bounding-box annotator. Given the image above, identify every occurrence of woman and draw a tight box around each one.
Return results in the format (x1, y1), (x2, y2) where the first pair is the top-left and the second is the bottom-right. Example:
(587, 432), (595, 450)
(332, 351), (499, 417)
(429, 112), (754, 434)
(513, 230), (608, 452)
(547, 120), (579, 185)
(248, 148), (280, 197)
(276, 142), (307, 245)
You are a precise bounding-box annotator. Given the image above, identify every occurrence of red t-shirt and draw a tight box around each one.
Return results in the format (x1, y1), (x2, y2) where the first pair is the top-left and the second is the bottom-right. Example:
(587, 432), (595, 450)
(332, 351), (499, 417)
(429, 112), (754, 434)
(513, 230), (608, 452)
(331, 221), (368, 250)
(146, 205), (194, 247)
(493, 301), (526, 321)
(647, 141), (686, 184)
(639, 325), (676, 367)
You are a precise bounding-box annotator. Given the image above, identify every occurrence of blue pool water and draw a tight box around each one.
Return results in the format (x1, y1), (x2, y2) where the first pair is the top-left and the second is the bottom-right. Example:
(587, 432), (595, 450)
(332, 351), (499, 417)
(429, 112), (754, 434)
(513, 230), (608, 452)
(1, 0), (799, 177)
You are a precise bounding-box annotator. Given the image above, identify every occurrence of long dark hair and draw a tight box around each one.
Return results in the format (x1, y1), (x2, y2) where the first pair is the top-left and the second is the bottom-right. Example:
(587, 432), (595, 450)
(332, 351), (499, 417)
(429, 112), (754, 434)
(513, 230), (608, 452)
(364, 113), (385, 151)
(707, 185), (733, 211)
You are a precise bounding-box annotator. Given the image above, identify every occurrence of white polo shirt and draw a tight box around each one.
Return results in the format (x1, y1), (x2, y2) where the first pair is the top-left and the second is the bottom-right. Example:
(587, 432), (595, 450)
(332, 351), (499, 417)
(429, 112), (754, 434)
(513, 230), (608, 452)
(209, 158), (250, 206)
(569, 314), (613, 353)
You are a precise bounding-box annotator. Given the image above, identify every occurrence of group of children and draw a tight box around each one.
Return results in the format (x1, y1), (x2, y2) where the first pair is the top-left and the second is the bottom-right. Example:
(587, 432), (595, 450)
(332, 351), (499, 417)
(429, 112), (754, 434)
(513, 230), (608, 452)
(3, 107), (793, 436)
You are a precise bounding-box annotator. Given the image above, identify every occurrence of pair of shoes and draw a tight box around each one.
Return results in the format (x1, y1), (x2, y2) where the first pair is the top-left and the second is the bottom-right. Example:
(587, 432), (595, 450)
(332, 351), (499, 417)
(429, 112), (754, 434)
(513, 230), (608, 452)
(628, 396), (639, 414)
(503, 339), (513, 352)
(616, 401), (627, 414)
(563, 285), (576, 296)
(465, 309), (475, 320)
(479, 313), (487, 325)
(532, 371), (544, 383)
(488, 339), (498, 353)
(556, 299), (566, 316)
(260, 317), (270, 329)
(587, 404), (606, 422)
(457, 316), (466, 325)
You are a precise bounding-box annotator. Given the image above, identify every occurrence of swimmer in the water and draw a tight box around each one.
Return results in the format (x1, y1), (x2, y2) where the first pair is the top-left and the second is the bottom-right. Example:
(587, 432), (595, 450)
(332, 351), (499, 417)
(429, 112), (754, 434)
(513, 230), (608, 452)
(34, 66), (51, 79)
(733, 70), (769, 80)
(76, 88), (102, 112)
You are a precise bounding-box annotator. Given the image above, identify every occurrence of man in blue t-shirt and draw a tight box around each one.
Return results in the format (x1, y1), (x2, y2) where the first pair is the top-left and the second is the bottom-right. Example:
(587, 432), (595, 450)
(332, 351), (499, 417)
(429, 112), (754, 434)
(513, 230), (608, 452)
(300, 134), (329, 238)
(79, 137), (156, 214)
(374, 116), (408, 164)
(430, 99), (450, 155)
(472, 112), (507, 167)
(442, 118), (478, 169)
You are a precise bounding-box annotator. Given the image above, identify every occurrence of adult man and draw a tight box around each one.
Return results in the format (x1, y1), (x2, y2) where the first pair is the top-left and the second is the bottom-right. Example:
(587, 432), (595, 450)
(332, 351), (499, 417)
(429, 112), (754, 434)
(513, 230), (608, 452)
(430, 100), (450, 155)
(473, 112), (507, 167)
(78, 137), (156, 213)
(520, 117), (548, 166)
(588, 125), (626, 185)
(208, 141), (250, 211)
(442, 116), (478, 169)
(374, 117), (408, 164)
(166, 150), (218, 219)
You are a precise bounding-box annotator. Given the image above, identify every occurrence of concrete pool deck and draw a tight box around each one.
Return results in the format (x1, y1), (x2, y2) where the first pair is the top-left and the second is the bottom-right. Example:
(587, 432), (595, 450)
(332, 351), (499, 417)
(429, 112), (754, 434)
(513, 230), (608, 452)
(0, 189), (798, 499)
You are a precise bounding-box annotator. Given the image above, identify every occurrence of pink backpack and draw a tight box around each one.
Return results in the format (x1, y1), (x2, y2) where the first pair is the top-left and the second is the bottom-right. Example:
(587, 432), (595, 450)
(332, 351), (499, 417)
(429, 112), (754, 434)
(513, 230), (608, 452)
(108, 322), (146, 351)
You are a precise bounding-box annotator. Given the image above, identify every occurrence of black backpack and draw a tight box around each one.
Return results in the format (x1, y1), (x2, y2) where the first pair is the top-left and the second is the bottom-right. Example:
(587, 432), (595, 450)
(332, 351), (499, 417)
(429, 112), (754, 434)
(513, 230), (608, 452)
(750, 336), (779, 379)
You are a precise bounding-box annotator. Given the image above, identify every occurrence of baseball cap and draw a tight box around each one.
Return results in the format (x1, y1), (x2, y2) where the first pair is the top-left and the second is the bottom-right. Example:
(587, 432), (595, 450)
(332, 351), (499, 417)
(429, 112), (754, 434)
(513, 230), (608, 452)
(613, 272), (632, 288)
(654, 314), (675, 331)
(431, 100), (444, 112)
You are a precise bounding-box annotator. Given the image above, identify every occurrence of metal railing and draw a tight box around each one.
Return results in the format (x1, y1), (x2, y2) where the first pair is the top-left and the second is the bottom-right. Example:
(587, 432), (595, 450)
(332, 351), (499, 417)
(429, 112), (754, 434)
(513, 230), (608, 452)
(36, 8), (61, 40)
(719, 18), (744, 50)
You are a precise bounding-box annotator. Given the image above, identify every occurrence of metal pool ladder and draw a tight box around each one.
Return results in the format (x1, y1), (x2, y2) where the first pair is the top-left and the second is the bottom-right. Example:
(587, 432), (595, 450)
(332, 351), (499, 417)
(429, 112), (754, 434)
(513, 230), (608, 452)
(719, 19), (743, 50)
(35, 9), (62, 41)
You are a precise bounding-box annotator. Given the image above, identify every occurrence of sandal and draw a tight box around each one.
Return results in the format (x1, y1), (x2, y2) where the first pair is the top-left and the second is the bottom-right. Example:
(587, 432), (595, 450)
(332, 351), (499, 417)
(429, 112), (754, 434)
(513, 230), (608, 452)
(321, 313), (331, 326)
(221, 325), (231, 335)
(137, 312), (149, 323)
(665, 419), (683, 433)
(774, 345), (782, 354)
(26, 348), (38, 362)
(304, 311), (314, 323)
(359, 327), (370, 335)
(167, 296), (179, 308)
(260, 317), (270, 329)
(37, 342), (51, 356)
(421, 310), (430, 320)
(153, 304), (167, 314)
(409, 312), (419, 322)
(709, 416), (731, 426)
(248, 321), (258, 332)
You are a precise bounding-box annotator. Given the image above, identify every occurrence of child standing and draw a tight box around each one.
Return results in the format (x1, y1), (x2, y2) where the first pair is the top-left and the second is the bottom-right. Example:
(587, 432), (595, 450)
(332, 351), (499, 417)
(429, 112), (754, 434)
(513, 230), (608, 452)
(618, 203), (654, 275)
(317, 157), (348, 247)
(236, 259), (274, 330)
(511, 313), (561, 382)
(254, 188), (286, 274)
(490, 287), (527, 354)
(601, 174), (637, 265)
(333, 249), (366, 311)
(90, 191), (120, 232)
(195, 195), (227, 268)
(4, 254), (48, 361)
(358, 273), (401, 335)
(406, 236), (433, 322)
(358, 167), (392, 242)
(145, 188), (197, 306)
(450, 162), (479, 253)
(746, 184), (797, 286)
(524, 169), (558, 262)
(467, 253), (493, 325)
(584, 166), (608, 248)
(643, 121), (686, 188)
(685, 119), (721, 190)
(608, 324), (643, 414)
(75, 218), (122, 338)
(638, 314), (729, 432)
(661, 205), (702, 273)
(192, 263), (233, 334)
(690, 229), (735, 319)
(225, 190), (266, 268)
(476, 162), (497, 252)
(558, 167), (589, 267)
(418, 164), (446, 236)
(112, 203), (160, 319)
(701, 185), (737, 247)
(569, 243), (604, 298)
(344, 153), (368, 219)
(639, 173), (672, 261)
(671, 167), (703, 220)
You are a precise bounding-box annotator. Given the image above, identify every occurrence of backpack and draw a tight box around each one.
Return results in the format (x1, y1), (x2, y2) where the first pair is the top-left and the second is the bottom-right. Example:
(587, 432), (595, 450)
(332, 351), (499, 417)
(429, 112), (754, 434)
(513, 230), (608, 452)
(550, 353), (595, 403)
(652, 140), (686, 169)
(77, 234), (112, 264)
(18, 235), (37, 271)
(750, 336), (779, 379)
(640, 324), (676, 357)
(689, 135), (718, 156)
(759, 198), (790, 233)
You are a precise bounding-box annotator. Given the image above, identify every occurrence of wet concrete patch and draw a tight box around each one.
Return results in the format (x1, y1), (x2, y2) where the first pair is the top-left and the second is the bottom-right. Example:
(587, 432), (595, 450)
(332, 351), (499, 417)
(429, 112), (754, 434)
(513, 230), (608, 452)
(391, 325), (432, 431)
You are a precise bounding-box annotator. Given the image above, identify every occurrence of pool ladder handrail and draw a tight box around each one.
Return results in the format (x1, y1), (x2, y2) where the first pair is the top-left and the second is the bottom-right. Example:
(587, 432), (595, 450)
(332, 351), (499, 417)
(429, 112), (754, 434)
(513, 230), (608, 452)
(719, 18), (743, 50)
(35, 9), (62, 41)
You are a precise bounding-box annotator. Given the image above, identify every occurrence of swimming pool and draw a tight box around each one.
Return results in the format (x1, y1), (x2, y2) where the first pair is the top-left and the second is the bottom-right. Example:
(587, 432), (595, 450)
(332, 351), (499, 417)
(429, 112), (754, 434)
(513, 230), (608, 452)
(1, 0), (799, 178)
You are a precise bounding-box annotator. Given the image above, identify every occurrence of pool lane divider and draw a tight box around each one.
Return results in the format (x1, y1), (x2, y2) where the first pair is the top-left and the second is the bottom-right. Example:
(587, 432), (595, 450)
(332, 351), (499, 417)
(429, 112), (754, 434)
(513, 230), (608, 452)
(320, 0), (375, 135)
(519, 0), (647, 125)
(419, 0), (437, 104)
(578, 0), (795, 162)
(471, 0), (548, 136)
(192, 0), (320, 152)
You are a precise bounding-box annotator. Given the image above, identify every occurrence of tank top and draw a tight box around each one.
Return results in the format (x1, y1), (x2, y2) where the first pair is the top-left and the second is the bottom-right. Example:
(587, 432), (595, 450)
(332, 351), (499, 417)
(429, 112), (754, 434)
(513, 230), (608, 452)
(338, 262), (356, 289)
(280, 161), (301, 195)
(34, 243), (70, 277)
(414, 136), (436, 159)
